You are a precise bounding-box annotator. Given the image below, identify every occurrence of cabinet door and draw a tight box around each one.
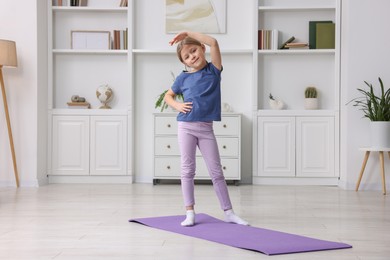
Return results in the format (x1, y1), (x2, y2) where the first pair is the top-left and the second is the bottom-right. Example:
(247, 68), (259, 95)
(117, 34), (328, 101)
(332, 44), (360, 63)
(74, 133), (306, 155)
(52, 116), (89, 175)
(258, 117), (295, 177)
(296, 117), (335, 177)
(90, 116), (127, 175)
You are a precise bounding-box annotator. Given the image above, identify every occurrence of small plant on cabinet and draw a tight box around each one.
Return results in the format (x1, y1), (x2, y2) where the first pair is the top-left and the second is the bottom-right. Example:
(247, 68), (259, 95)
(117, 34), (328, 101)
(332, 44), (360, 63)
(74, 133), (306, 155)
(155, 71), (183, 112)
(304, 86), (318, 110)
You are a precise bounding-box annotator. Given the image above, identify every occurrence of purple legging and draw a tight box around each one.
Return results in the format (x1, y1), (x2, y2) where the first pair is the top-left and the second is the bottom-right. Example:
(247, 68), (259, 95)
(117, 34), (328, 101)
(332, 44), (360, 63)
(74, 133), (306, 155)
(177, 121), (232, 211)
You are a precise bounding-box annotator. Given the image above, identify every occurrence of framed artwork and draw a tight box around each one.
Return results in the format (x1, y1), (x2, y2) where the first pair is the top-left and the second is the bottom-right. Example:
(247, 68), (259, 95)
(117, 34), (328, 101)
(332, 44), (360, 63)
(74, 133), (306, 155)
(166, 0), (227, 34)
(71, 31), (111, 50)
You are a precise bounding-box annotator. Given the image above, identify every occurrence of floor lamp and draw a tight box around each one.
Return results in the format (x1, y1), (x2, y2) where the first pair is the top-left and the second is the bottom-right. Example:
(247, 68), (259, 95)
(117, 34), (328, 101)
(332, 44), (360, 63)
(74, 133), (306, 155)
(0, 39), (19, 187)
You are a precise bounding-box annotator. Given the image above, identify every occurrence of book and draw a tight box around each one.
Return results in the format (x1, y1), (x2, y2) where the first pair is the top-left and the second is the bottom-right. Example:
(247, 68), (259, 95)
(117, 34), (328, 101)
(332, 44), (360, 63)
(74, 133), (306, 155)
(309, 21), (332, 49)
(67, 102), (91, 109)
(316, 23), (335, 49)
(279, 36), (295, 49)
(258, 30), (273, 50)
(120, 0), (128, 7)
(272, 30), (280, 50)
(79, 0), (87, 6)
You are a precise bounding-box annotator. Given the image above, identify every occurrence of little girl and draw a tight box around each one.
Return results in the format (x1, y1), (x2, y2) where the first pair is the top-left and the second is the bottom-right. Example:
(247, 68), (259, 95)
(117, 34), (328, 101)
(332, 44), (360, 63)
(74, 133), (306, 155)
(164, 31), (249, 227)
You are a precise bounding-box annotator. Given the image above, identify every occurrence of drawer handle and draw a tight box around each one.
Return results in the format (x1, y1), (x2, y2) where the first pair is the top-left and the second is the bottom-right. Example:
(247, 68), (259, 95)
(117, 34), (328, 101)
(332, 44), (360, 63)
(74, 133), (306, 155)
(223, 124), (227, 128)
(222, 166), (227, 170)
(167, 124), (171, 128)
(167, 165), (171, 170)
(167, 145), (171, 149)
(222, 145), (227, 149)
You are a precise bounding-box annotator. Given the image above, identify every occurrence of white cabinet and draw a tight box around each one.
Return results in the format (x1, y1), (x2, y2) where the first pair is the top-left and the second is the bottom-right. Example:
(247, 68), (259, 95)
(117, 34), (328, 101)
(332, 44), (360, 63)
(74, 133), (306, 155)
(52, 116), (90, 175)
(47, 0), (133, 182)
(296, 117), (335, 177)
(51, 115), (127, 176)
(153, 113), (241, 184)
(90, 116), (127, 175)
(253, 0), (341, 184)
(257, 116), (335, 179)
(258, 117), (295, 177)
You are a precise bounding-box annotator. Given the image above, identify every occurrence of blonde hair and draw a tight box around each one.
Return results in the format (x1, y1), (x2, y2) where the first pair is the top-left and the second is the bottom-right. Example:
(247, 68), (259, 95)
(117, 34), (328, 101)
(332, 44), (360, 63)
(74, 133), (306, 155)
(176, 36), (202, 63)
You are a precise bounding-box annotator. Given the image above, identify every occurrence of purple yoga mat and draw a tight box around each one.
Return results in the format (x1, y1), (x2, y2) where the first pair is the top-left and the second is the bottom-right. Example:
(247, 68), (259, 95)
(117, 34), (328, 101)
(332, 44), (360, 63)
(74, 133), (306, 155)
(129, 213), (351, 255)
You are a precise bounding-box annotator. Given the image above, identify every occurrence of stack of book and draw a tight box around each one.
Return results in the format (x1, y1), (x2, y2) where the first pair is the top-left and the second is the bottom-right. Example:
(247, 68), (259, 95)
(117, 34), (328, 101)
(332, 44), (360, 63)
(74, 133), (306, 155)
(258, 29), (280, 50)
(112, 29), (128, 50)
(67, 102), (91, 109)
(284, 42), (309, 49)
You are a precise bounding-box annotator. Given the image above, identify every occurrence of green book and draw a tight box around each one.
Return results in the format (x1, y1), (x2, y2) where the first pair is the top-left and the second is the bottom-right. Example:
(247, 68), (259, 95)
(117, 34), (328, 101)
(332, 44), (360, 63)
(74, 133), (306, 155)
(309, 20), (332, 49)
(316, 23), (335, 49)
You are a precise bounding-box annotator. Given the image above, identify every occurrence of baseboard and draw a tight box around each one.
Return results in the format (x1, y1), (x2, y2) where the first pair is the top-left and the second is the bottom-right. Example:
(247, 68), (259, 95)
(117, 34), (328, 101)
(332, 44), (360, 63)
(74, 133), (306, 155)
(252, 176), (339, 186)
(48, 175), (134, 184)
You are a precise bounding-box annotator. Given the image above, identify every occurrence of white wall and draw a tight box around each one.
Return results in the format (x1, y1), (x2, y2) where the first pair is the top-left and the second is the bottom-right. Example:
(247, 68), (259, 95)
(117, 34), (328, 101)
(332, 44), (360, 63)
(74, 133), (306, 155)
(0, 0), (45, 187)
(0, 0), (388, 189)
(340, 0), (390, 190)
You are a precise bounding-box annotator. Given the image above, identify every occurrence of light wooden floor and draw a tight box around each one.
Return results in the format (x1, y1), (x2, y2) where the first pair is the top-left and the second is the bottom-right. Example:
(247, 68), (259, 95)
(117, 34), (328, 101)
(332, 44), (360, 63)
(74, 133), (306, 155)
(0, 183), (389, 259)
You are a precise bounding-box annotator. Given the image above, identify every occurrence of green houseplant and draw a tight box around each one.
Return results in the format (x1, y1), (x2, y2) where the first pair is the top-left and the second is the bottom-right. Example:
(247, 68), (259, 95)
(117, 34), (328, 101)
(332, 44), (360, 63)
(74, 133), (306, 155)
(348, 77), (390, 148)
(348, 77), (390, 121)
(304, 86), (318, 109)
(155, 71), (184, 112)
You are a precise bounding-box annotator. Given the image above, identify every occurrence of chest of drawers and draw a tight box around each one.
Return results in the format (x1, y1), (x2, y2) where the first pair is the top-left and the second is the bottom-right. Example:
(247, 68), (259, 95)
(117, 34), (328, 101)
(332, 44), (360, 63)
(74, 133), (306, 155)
(153, 113), (241, 185)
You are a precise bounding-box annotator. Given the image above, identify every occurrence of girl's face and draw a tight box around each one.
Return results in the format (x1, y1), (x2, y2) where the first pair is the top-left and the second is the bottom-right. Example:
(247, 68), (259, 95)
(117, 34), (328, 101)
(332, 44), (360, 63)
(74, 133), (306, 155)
(180, 44), (206, 72)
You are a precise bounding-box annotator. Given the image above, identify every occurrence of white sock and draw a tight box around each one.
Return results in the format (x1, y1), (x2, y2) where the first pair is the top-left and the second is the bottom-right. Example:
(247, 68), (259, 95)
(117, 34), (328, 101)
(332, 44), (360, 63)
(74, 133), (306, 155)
(224, 209), (249, 226)
(181, 210), (195, 226)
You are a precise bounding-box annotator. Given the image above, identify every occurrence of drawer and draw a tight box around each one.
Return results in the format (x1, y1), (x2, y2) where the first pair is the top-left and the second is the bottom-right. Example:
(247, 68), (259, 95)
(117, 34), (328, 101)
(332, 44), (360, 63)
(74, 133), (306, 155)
(154, 157), (181, 177)
(154, 157), (239, 179)
(217, 137), (239, 157)
(155, 116), (178, 135)
(196, 158), (240, 179)
(155, 136), (238, 157)
(214, 116), (240, 136)
(155, 137), (180, 156)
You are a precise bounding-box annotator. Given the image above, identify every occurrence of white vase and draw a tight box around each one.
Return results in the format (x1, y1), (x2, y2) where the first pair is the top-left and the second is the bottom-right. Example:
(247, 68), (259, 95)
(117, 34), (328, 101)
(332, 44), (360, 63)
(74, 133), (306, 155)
(370, 121), (390, 148)
(304, 98), (318, 110)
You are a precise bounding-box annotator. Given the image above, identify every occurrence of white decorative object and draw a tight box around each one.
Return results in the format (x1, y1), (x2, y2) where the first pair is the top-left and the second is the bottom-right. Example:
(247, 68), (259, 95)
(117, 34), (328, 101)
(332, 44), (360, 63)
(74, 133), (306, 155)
(269, 94), (284, 110)
(96, 84), (114, 109)
(370, 121), (390, 148)
(222, 102), (231, 112)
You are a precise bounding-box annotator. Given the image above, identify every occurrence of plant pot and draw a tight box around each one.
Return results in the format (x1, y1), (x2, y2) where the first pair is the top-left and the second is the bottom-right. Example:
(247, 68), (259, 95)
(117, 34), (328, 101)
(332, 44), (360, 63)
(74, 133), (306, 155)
(304, 98), (318, 110)
(370, 121), (390, 148)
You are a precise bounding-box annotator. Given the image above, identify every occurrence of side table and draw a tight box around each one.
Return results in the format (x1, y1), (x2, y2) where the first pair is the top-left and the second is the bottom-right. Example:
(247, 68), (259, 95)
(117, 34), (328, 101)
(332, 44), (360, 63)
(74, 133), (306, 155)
(355, 147), (390, 195)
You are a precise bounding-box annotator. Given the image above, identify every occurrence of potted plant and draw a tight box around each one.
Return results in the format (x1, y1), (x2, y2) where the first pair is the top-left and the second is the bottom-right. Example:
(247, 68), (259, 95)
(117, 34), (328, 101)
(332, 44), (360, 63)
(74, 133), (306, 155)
(304, 86), (318, 109)
(348, 77), (390, 148)
(155, 71), (183, 112)
(155, 89), (183, 112)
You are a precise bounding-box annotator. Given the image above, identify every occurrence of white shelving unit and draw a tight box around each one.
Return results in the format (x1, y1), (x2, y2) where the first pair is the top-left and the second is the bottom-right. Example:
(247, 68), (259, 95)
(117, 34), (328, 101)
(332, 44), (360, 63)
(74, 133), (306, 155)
(253, 0), (341, 185)
(47, 0), (133, 183)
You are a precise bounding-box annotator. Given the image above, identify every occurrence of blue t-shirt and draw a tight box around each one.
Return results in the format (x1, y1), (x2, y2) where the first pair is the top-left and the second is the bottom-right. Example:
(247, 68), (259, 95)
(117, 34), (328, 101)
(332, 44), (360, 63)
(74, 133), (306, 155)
(171, 62), (222, 122)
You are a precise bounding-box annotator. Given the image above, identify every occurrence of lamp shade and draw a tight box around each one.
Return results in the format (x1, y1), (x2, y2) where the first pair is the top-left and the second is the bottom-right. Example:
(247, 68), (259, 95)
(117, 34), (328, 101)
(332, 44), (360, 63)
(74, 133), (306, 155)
(0, 39), (17, 67)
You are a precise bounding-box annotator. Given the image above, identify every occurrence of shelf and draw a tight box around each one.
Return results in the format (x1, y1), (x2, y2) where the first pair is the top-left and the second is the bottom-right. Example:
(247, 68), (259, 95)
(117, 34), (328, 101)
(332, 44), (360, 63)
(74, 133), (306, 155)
(258, 49), (335, 54)
(257, 109), (337, 117)
(51, 109), (128, 116)
(132, 49), (253, 54)
(53, 49), (128, 55)
(52, 7), (127, 12)
(258, 6), (335, 11)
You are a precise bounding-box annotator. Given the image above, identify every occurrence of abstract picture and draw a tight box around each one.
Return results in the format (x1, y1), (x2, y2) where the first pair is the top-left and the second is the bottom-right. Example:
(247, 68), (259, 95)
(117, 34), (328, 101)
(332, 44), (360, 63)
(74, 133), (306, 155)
(166, 0), (226, 34)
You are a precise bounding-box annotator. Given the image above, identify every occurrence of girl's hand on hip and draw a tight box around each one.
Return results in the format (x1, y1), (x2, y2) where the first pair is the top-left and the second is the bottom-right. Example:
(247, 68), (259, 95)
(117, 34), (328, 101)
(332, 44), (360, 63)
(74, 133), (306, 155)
(175, 102), (192, 114)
